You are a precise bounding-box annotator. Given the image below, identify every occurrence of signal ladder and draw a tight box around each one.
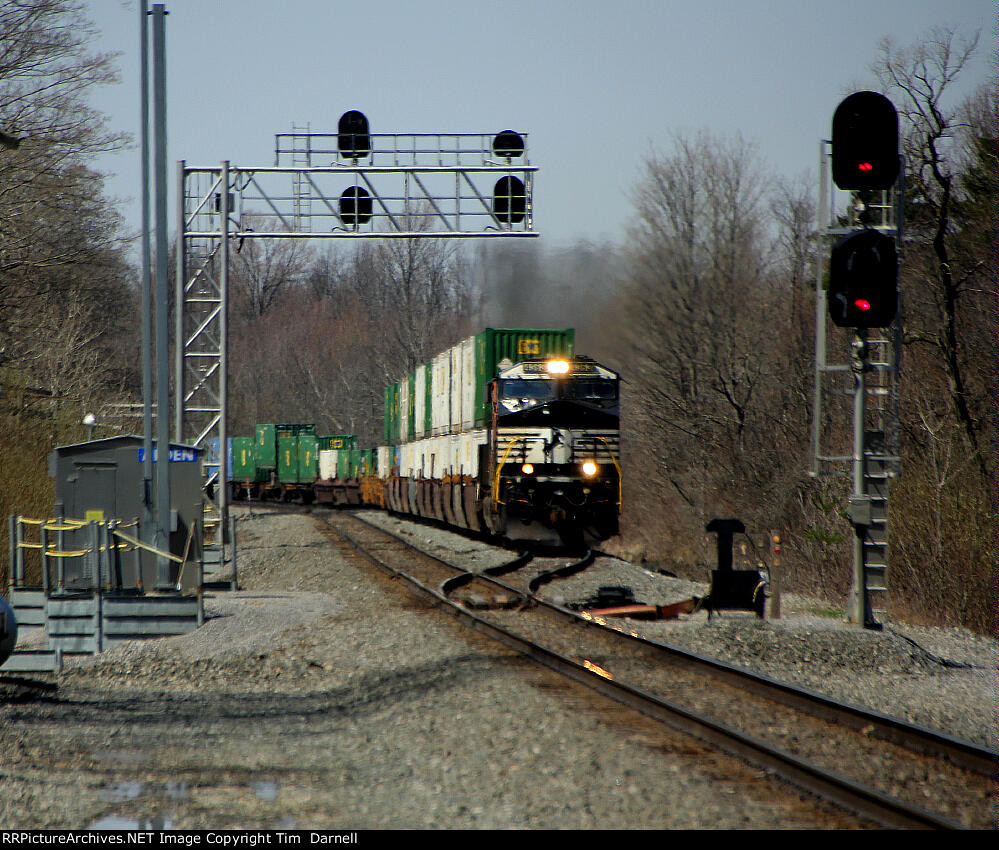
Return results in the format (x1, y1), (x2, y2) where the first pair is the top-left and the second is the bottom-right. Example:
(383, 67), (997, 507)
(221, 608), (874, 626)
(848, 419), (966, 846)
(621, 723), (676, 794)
(856, 329), (900, 621)
(290, 122), (312, 231)
(812, 324), (900, 623)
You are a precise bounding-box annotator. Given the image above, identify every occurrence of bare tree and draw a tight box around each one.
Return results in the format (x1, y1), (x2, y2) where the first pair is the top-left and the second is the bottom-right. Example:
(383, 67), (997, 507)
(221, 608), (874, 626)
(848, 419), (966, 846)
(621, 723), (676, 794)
(226, 209), (477, 442)
(771, 174), (817, 338)
(873, 28), (992, 489)
(0, 2), (136, 580)
(0, 1), (127, 306)
(612, 130), (837, 571)
(229, 222), (313, 318)
(623, 132), (773, 474)
(871, 28), (999, 633)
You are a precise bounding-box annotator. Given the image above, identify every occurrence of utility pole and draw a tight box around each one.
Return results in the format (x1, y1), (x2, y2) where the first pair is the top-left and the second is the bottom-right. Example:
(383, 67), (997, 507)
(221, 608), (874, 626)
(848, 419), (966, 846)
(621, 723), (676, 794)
(151, 4), (172, 587)
(139, 0), (154, 546)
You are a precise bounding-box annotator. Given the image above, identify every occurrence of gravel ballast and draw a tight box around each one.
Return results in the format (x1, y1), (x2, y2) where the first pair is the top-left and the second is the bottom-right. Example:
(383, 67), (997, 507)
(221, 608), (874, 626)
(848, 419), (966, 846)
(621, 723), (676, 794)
(360, 510), (999, 752)
(0, 505), (995, 830)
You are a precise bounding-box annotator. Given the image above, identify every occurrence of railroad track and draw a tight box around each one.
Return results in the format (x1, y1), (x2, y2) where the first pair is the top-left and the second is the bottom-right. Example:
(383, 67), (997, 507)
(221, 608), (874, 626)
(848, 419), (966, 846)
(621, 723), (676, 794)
(314, 508), (997, 830)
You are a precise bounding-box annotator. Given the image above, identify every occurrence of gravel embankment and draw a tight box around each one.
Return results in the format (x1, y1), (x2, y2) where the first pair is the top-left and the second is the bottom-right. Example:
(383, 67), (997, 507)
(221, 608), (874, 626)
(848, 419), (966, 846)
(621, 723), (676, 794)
(0, 506), (994, 830)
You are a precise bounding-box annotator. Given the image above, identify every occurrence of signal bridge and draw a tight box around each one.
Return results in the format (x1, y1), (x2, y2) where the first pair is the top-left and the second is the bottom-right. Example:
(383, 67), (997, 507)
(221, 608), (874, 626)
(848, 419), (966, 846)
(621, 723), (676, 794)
(175, 114), (538, 564)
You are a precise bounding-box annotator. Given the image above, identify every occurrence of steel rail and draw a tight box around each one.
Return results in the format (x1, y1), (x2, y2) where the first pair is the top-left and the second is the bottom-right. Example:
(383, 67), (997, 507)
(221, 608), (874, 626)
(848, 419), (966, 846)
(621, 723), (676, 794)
(440, 550), (533, 598)
(322, 512), (965, 829)
(543, 591), (998, 779)
(528, 549), (596, 593)
(349, 513), (997, 780)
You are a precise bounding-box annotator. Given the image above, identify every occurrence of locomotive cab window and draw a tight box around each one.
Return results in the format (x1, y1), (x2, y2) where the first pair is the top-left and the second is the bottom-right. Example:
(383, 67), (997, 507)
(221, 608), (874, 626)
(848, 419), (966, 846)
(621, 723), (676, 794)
(500, 379), (555, 412)
(562, 379), (617, 403)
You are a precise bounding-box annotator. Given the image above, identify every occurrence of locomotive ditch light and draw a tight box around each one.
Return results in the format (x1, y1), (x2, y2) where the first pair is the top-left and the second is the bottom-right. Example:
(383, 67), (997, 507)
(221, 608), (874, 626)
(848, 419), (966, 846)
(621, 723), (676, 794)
(521, 463), (534, 475)
(546, 359), (570, 374)
(581, 461), (598, 477)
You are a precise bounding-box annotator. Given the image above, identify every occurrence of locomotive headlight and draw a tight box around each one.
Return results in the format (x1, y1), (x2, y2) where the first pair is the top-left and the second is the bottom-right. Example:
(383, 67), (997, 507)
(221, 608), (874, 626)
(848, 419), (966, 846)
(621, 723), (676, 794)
(521, 463), (534, 475)
(581, 460), (598, 477)
(546, 359), (570, 375)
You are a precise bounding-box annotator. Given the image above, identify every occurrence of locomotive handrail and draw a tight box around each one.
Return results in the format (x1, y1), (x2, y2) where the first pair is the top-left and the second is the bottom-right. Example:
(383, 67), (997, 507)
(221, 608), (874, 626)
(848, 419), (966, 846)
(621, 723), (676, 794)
(493, 434), (622, 509)
(493, 436), (526, 509)
(595, 436), (623, 507)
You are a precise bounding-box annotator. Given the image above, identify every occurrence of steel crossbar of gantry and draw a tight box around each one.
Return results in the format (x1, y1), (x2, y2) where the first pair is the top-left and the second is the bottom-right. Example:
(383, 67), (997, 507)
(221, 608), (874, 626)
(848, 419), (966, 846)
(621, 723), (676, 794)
(175, 130), (538, 555)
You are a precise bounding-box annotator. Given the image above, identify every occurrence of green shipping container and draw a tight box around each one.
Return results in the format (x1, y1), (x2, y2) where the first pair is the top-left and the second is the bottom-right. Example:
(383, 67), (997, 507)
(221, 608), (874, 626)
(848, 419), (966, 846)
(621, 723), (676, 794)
(298, 434), (318, 482)
(278, 435), (299, 483)
(255, 424), (277, 470)
(338, 447), (363, 479)
(407, 372), (416, 442)
(384, 383), (400, 445)
(318, 434), (357, 451)
(277, 423), (316, 438)
(473, 328), (575, 426)
(232, 437), (256, 481)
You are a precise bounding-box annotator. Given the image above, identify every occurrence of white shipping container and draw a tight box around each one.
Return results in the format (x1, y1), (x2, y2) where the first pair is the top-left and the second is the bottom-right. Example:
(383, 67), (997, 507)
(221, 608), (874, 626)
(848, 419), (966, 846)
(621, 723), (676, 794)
(414, 365), (427, 438)
(460, 336), (476, 430)
(431, 351), (451, 435)
(419, 435), (436, 478)
(456, 429), (488, 478)
(399, 378), (410, 444)
(420, 435), (438, 479)
(318, 449), (337, 481)
(449, 342), (463, 434)
(377, 446), (391, 479)
(443, 434), (457, 477)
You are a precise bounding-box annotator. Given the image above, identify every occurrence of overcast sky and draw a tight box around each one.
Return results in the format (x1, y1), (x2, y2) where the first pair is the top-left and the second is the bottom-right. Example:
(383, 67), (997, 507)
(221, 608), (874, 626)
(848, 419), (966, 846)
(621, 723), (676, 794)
(83, 0), (995, 252)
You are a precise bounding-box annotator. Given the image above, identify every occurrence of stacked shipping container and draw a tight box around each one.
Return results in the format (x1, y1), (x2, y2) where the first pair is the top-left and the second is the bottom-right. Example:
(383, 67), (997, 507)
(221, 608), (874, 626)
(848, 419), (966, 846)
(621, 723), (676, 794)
(380, 328), (575, 481)
(383, 328), (575, 446)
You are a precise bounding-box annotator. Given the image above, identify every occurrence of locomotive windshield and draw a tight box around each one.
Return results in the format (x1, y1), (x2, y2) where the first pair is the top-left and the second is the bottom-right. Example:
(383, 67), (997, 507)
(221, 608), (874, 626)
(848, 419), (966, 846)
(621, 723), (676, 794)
(562, 380), (618, 401)
(499, 379), (555, 412)
(499, 376), (617, 413)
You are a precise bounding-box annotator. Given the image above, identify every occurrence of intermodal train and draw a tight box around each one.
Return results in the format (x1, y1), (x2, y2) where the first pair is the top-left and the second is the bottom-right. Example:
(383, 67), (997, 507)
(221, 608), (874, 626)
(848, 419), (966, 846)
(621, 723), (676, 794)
(228, 328), (621, 546)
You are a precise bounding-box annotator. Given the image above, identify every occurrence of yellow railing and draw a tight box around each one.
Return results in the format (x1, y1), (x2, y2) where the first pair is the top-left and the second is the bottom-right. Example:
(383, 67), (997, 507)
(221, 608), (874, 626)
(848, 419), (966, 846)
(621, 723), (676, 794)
(595, 436), (623, 507)
(9, 514), (185, 593)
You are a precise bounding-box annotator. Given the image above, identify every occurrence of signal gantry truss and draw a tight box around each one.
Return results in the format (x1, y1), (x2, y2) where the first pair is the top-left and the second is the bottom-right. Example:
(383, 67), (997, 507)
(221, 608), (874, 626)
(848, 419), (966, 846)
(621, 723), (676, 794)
(174, 125), (538, 552)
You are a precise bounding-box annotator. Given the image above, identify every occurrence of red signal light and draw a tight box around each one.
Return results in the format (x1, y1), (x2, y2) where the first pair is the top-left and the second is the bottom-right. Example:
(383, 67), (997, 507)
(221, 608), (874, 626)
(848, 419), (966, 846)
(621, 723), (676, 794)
(832, 92), (899, 190)
(854, 298), (872, 312)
